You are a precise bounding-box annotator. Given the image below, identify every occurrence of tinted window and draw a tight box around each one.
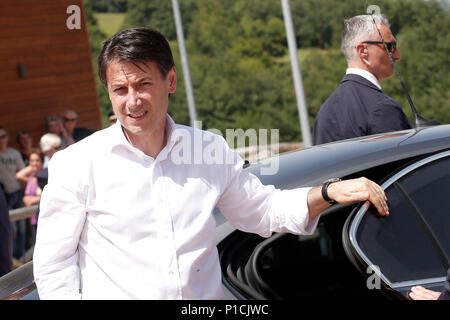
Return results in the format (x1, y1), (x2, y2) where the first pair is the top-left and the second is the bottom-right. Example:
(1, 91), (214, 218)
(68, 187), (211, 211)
(397, 156), (450, 255)
(355, 154), (450, 284)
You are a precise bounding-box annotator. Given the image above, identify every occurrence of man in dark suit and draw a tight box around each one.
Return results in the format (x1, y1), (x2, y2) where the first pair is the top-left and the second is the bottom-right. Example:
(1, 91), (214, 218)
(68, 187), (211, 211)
(61, 110), (95, 143)
(313, 14), (411, 145)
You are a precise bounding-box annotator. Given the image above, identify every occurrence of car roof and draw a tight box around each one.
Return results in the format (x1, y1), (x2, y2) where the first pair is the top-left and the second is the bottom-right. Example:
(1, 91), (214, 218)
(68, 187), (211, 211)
(248, 125), (450, 188)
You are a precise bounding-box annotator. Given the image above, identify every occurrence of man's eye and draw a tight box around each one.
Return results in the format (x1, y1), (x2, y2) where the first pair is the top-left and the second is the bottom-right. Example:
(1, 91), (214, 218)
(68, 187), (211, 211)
(114, 87), (125, 92)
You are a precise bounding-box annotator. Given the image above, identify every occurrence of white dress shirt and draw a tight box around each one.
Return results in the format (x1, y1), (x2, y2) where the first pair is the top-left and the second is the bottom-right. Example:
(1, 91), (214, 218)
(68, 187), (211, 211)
(346, 68), (382, 90)
(33, 115), (318, 299)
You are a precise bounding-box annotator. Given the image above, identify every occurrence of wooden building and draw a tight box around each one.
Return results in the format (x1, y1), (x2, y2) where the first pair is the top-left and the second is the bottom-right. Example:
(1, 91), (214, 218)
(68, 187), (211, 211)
(0, 0), (102, 150)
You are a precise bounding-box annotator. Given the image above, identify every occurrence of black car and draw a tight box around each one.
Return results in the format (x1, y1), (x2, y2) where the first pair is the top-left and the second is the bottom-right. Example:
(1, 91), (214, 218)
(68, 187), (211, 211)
(1, 124), (449, 300)
(216, 124), (450, 300)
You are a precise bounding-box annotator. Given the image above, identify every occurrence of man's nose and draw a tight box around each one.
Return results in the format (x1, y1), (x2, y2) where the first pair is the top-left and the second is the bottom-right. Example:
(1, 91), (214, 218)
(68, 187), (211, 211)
(126, 88), (142, 108)
(392, 47), (401, 61)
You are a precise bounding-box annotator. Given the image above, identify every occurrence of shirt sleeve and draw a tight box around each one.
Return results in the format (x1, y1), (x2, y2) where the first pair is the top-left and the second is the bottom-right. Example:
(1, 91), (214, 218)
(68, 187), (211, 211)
(33, 150), (87, 299)
(216, 140), (319, 238)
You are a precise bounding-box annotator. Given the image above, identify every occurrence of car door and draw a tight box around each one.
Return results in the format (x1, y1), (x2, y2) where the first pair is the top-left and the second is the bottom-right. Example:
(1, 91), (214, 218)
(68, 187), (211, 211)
(343, 150), (450, 299)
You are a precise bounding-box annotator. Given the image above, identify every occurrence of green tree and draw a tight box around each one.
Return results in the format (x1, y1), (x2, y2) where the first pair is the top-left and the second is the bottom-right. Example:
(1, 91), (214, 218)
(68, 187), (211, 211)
(122, 0), (197, 40)
(375, 0), (450, 124)
(84, 0), (111, 127)
(88, 0), (449, 138)
(91, 0), (128, 13)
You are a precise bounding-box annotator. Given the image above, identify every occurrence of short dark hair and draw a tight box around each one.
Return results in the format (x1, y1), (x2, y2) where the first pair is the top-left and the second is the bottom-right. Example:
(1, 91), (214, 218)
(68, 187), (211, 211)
(98, 27), (175, 87)
(16, 130), (30, 144)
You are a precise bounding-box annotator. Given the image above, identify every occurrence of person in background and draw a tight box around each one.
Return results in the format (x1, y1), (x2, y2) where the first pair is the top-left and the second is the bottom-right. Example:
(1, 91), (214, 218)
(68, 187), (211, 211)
(0, 185), (12, 277)
(39, 133), (62, 169)
(16, 148), (45, 241)
(108, 111), (117, 126)
(312, 14), (411, 145)
(45, 114), (74, 149)
(16, 130), (33, 166)
(0, 126), (26, 261)
(35, 133), (62, 192)
(61, 110), (94, 143)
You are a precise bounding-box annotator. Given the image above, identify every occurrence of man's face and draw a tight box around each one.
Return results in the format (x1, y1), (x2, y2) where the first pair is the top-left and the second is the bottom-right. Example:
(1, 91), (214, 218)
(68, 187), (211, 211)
(106, 59), (176, 140)
(62, 111), (77, 132)
(18, 133), (32, 149)
(366, 24), (401, 81)
(48, 121), (61, 134)
(29, 153), (43, 173)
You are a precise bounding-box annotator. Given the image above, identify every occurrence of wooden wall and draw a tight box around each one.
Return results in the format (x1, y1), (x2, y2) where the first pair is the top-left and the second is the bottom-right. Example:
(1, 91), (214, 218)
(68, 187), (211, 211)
(0, 0), (102, 150)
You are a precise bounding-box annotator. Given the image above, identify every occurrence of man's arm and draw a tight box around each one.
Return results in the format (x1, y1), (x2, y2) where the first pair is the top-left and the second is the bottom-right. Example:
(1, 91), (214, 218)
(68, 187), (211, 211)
(16, 165), (33, 183)
(32, 151), (86, 299)
(307, 177), (389, 220)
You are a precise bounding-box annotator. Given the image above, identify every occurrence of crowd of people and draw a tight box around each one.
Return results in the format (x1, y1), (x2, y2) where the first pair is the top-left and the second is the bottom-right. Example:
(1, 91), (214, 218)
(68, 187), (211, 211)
(0, 110), (95, 276)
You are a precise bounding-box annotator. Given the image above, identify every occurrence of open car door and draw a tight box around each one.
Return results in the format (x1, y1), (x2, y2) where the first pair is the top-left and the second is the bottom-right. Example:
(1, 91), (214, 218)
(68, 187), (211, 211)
(343, 150), (450, 299)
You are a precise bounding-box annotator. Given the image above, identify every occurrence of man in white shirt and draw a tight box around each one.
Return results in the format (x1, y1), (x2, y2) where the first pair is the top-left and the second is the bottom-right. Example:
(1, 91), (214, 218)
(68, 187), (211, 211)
(312, 14), (411, 145)
(33, 27), (389, 299)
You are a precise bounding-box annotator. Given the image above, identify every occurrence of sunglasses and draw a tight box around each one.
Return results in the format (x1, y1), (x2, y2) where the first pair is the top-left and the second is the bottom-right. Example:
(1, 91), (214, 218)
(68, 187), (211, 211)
(63, 117), (77, 122)
(362, 41), (397, 54)
(0, 134), (8, 139)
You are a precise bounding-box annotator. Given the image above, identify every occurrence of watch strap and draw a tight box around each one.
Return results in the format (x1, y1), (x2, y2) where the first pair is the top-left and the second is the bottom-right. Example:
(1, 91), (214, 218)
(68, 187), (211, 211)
(322, 178), (341, 205)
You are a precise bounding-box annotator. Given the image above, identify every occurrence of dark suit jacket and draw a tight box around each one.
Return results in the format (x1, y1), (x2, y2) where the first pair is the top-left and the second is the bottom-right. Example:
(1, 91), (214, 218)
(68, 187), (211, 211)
(313, 74), (412, 145)
(73, 127), (95, 142)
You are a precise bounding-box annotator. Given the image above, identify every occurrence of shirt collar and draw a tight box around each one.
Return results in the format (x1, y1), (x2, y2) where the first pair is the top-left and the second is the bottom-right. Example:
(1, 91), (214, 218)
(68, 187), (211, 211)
(346, 68), (382, 90)
(109, 114), (182, 161)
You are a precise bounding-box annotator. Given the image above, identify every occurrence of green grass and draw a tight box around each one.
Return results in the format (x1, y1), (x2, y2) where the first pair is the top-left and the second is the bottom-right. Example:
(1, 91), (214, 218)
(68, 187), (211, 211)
(95, 13), (126, 37)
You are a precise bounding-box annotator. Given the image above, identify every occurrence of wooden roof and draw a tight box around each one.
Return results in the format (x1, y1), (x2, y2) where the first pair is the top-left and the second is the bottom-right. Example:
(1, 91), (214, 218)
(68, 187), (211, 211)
(0, 0), (101, 150)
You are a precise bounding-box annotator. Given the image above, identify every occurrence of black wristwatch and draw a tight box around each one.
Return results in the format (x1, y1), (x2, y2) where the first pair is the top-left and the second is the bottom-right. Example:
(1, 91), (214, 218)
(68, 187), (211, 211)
(321, 178), (341, 205)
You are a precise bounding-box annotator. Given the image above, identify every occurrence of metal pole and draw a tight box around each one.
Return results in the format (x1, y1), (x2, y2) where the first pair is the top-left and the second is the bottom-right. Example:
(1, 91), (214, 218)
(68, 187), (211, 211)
(280, 0), (312, 147)
(171, 0), (198, 127)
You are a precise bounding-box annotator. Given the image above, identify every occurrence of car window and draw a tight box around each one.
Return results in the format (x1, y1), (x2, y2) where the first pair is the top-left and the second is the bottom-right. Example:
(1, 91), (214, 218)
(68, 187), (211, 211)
(396, 156), (450, 256)
(349, 151), (450, 286)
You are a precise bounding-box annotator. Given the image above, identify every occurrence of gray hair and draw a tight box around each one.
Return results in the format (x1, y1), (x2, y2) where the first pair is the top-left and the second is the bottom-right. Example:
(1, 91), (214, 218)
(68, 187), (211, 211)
(341, 14), (390, 64)
(62, 110), (77, 117)
(39, 133), (61, 153)
(45, 114), (62, 128)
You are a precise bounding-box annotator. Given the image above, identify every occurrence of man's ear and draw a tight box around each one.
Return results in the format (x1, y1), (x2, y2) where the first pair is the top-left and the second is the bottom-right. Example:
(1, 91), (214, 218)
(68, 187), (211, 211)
(167, 67), (177, 93)
(356, 43), (368, 59)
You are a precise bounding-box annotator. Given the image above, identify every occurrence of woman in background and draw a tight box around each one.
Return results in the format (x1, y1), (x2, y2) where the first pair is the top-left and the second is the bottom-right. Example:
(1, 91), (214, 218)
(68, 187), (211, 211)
(16, 148), (44, 240)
